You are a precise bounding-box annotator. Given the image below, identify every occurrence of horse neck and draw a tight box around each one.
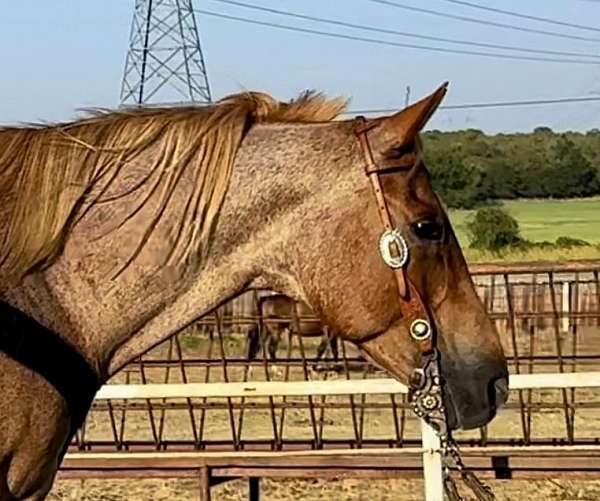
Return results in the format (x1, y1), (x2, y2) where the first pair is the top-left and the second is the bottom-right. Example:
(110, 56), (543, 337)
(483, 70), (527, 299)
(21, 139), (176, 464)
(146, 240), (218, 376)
(221, 121), (358, 289)
(3, 120), (352, 377)
(103, 120), (355, 373)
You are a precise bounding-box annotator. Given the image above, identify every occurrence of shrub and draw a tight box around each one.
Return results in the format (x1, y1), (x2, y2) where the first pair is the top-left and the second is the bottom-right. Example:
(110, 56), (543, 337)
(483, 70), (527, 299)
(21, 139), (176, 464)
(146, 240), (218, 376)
(467, 207), (522, 251)
(534, 241), (555, 249)
(555, 236), (590, 248)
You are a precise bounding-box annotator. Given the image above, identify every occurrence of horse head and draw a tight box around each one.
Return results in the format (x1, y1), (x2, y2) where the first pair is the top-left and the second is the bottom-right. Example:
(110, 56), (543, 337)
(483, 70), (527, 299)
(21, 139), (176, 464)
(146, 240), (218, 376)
(279, 84), (508, 431)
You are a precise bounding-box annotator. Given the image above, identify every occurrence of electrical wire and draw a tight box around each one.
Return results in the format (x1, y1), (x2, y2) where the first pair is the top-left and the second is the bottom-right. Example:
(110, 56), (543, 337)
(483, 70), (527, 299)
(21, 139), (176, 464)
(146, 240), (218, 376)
(208, 0), (600, 60)
(347, 96), (600, 115)
(366, 0), (600, 43)
(437, 0), (600, 34)
(195, 9), (600, 65)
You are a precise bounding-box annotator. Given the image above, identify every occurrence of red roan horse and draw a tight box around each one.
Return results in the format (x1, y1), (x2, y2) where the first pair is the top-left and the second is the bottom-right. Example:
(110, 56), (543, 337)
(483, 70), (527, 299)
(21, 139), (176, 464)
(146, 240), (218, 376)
(0, 84), (507, 500)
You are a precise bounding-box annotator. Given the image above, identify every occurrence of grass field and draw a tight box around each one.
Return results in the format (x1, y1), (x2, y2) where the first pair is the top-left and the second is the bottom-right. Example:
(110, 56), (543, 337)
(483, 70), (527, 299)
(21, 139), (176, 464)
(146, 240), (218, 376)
(449, 197), (600, 262)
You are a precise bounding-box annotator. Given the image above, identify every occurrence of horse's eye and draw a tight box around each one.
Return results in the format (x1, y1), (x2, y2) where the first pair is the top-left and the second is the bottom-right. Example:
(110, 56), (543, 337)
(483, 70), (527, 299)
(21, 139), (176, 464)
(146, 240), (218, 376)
(411, 219), (444, 241)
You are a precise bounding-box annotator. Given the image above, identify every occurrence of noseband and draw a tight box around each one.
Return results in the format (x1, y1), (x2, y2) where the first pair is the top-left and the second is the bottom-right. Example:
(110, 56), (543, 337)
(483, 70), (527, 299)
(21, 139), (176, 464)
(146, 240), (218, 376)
(353, 117), (494, 501)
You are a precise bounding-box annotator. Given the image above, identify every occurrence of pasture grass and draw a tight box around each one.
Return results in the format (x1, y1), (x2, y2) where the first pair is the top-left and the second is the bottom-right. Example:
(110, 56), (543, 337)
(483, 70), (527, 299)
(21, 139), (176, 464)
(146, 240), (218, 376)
(449, 197), (600, 262)
(462, 244), (600, 263)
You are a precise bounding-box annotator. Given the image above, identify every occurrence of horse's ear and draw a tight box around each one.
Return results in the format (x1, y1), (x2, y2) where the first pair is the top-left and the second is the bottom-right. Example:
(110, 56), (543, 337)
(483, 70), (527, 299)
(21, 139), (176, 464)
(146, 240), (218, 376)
(380, 82), (448, 148)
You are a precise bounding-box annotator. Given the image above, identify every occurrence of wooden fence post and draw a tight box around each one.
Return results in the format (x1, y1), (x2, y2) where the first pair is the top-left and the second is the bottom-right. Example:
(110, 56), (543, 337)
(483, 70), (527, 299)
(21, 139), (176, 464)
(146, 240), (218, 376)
(199, 465), (211, 501)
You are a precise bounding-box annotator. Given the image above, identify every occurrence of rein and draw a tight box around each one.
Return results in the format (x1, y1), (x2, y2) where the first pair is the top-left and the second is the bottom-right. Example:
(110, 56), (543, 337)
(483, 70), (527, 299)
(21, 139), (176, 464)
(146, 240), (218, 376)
(353, 116), (494, 501)
(0, 300), (101, 435)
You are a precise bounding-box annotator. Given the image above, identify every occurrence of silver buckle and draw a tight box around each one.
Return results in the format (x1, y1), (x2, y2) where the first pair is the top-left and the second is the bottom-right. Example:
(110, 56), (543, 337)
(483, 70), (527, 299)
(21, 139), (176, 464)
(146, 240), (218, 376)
(378, 229), (408, 269)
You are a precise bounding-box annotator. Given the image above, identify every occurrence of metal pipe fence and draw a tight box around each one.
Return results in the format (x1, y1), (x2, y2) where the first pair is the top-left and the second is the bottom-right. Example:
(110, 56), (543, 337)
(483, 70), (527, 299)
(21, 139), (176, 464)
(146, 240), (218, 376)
(62, 373), (600, 501)
(71, 261), (600, 454)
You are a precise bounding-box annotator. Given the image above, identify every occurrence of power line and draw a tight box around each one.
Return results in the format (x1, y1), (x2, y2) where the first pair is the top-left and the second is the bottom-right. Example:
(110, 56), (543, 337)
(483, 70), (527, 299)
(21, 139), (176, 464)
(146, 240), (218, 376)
(438, 0), (600, 33)
(125, 95), (600, 114)
(347, 96), (600, 115)
(196, 9), (600, 65)
(367, 0), (600, 43)
(208, 0), (600, 60)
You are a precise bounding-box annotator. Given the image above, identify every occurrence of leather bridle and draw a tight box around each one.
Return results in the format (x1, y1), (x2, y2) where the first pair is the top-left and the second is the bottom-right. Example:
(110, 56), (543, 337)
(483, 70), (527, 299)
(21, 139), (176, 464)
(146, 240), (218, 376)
(354, 112), (449, 426)
(353, 116), (495, 501)
(354, 116), (434, 354)
(353, 115), (447, 428)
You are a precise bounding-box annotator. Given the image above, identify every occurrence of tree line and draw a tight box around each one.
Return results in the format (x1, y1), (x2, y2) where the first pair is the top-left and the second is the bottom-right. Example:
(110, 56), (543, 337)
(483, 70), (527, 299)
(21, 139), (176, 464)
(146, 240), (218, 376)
(422, 127), (600, 209)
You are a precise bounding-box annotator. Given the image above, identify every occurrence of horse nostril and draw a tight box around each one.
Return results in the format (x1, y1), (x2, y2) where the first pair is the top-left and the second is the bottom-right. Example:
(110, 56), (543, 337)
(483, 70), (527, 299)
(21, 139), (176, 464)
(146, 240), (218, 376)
(493, 376), (509, 409)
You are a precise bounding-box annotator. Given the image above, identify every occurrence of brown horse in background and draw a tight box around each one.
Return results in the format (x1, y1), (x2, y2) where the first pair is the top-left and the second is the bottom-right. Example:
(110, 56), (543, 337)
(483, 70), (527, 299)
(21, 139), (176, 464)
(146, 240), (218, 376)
(247, 293), (338, 362)
(0, 84), (507, 500)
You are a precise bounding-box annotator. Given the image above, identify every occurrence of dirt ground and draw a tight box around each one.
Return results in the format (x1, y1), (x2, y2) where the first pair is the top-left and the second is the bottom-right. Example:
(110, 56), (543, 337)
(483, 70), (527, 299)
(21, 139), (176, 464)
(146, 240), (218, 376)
(48, 477), (600, 500)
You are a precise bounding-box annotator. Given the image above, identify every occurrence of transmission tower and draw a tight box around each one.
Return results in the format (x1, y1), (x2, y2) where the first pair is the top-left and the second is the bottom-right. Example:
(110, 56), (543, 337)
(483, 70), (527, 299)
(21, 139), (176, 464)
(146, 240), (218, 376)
(120, 0), (212, 106)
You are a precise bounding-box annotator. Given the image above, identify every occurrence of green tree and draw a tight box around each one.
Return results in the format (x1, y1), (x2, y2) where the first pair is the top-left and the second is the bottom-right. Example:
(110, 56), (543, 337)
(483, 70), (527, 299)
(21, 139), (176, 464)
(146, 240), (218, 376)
(549, 135), (598, 197)
(422, 128), (600, 203)
(478, 162), (523, 199)
(519, 155), (552, 198)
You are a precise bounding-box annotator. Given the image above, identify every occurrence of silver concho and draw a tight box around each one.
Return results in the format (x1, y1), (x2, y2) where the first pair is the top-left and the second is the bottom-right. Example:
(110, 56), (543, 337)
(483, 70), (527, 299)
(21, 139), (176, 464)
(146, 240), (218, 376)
(378, 229), (409, 269)
(410, 318), (432, 341)
(409, 349), (447, 434)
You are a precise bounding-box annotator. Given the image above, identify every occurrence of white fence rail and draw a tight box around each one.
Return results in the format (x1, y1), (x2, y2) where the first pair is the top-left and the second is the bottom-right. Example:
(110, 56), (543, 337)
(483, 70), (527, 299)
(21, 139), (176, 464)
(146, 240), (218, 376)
(96, 372), (600, 400)
(89, 372), (600, 501)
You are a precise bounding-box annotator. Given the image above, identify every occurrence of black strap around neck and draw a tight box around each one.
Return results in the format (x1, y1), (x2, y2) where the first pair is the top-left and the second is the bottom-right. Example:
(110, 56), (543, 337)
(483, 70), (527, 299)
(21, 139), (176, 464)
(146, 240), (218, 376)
(0, 300), (101, 433)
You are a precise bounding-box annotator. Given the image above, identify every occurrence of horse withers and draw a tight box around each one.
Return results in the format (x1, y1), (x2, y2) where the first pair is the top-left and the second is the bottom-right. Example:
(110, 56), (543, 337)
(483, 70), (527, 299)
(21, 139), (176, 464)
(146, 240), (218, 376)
(0, 83), (507, 499)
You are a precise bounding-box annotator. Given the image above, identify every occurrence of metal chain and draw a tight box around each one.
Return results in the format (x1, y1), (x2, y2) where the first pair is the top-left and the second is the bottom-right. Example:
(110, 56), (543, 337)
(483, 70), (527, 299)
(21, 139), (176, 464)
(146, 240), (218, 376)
(443, 437), (495, 501)
(409, 349), (495, 501)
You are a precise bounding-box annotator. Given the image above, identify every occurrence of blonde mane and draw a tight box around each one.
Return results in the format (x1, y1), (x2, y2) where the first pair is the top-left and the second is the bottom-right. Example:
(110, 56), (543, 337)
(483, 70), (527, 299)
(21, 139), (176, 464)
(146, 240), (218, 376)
(0, 90), (347, 286)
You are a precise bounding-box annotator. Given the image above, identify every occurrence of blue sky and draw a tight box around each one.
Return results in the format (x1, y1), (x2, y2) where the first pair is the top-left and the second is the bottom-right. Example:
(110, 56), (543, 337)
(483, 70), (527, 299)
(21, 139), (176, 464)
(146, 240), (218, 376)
(1, 0), (600, 133)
